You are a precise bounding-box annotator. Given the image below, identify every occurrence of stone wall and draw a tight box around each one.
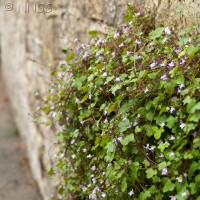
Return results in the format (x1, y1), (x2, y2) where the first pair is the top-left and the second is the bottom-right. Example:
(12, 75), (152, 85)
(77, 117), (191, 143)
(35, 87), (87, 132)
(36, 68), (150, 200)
(0, 0), (199, 199)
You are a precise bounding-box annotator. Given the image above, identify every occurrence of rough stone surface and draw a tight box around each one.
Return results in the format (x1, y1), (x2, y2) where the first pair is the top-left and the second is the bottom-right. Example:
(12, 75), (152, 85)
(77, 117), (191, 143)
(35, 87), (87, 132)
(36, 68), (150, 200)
(0, 0), (199, 199)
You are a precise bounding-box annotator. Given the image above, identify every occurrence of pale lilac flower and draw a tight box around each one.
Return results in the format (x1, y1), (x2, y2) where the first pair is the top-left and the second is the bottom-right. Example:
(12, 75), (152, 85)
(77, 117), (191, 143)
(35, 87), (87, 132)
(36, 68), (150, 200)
(74, 38), (79, 43)
(91, 166), (96, 171)
(149, 62), (157, 68)
(115, 77), (121, 82)
(89, 94), (92, 99)
(123, 117), (127, 122)
(175, 48), (181, 54)
(102, 72), (108, 77)
(133, 121), (138, 126)
(179, 83), (185, 89)
(117, 137), (122, 141)
(128, 190), (135, 196)
(160, 123), (165, 127)
(51, 112), (56, 118)
(180, 123), (186, 129)
(72, 154), (76, 159)
(104, 110), (108, 115)
(101, 193), (107, 198)
(136, 12), (141, 16)
(181, 192), (188, 197)
(112, 51), (116, 57)
(87, 154), (92, 159)
(92, 178), (96, 183)
(80, 120), (84, 125)
(96, 38), (102, 46)
(124, 27), (129, 34)
(162, 168), (168, 175)
(119, 42), (124, 48)
(183, 173), (188, 178)
(170, 196), (177, 200)
(169, 152), (175, 157)
(144, 88), (149, 93)
(76, 98), (81, 103)
(135, 39), (142, 45)
(104, 118), (108, 123)
(114, 32), (120, 38)
(170, 107), (176, 114)
(169, 61), (175, 68)
(163, 37), (168, 43)
(81, 44), (86, 49)
(161, 74), (169, 81)
(180, 58), (186, 65)
(144, 143), (150, 150)
(169, 136), (176, 141)
(149, 146), (156, 152)
(159, 153), (165, 158)
(83, 148), (87, 153)
(176, 176), (183, 182)
(161, 62), (167, 67)
(165, 27), (172, 35)
(71, 139), (75, 145)
(129, 21), (133, 25)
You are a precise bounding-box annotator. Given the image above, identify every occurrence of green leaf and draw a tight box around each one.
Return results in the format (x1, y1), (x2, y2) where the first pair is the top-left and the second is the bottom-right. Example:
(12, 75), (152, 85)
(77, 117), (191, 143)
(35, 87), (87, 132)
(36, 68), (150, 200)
(100, 134), (110, 147)
(120, 134), (135, 146)
(121, 177), (127, 192)
(118, 120), (130, 133)
(110, 84), (122, 94)
(146, 168), (157, 179)
(66, 52), (75, 61)
(42, 105), (51, 113)
(48, 167), (55, 176)
(138, 190), (151, 200)
(163, 179), (175, 192)
(152, 126), (164, 140)
(72, 129), (79, 138)
(186, 45), (199, 58)
(61, 48), (69, 54)
(105, 142), (116, 153)
(149, 27), (165, 40)
(88, 30), (98, 38)
(148, 71), (160, 79)
(143, 125), (153, 137)
(167, 116), (178, 129)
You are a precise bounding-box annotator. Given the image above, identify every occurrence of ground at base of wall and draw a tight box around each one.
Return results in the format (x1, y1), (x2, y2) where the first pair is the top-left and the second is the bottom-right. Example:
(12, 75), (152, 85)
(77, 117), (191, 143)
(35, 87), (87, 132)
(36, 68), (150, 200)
(0, 77), (42, 200)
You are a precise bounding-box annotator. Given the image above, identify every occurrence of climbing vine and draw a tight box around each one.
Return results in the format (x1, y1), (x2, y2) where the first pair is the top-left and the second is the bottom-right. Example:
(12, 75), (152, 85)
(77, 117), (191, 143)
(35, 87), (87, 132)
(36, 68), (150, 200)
(39, 5), (200, 200)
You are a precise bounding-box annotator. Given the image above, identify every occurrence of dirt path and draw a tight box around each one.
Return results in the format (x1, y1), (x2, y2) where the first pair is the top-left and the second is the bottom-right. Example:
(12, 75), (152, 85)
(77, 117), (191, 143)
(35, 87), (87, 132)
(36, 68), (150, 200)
(0, 76), (42, 200)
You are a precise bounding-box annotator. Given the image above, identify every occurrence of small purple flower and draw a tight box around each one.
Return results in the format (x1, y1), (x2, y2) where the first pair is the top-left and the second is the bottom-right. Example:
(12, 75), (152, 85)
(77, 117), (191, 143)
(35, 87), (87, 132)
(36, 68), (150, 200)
(180, 123), (186, 129)
(114, 32), (120, 38)
(124, 27), (130, 34)
(115, 77), (121, 82)
(149, 62), (158, 68)
(119, 42), (124, 48)
(128, 190), (134, 196)
(175, 48), (181, 54)
(169, 61), (176, 68)
(179, 83), (185, 89)
(162, 168), (168, 175)
(144, 88), (149, 93)
(161, 74), (169, 81)
(112, 51), (116, 57)
(164, 27), (172, 35)
(161, 62), (167, 67)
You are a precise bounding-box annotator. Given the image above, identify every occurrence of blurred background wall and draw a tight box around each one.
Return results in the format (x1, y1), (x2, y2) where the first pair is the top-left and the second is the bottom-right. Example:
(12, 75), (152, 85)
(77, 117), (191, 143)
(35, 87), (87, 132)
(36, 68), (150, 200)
(0, 0), (199, 199)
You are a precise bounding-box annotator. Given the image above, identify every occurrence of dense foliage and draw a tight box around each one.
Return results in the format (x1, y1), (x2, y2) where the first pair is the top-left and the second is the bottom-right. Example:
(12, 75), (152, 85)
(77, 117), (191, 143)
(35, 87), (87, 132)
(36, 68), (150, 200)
(40, 6), (200, 200)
